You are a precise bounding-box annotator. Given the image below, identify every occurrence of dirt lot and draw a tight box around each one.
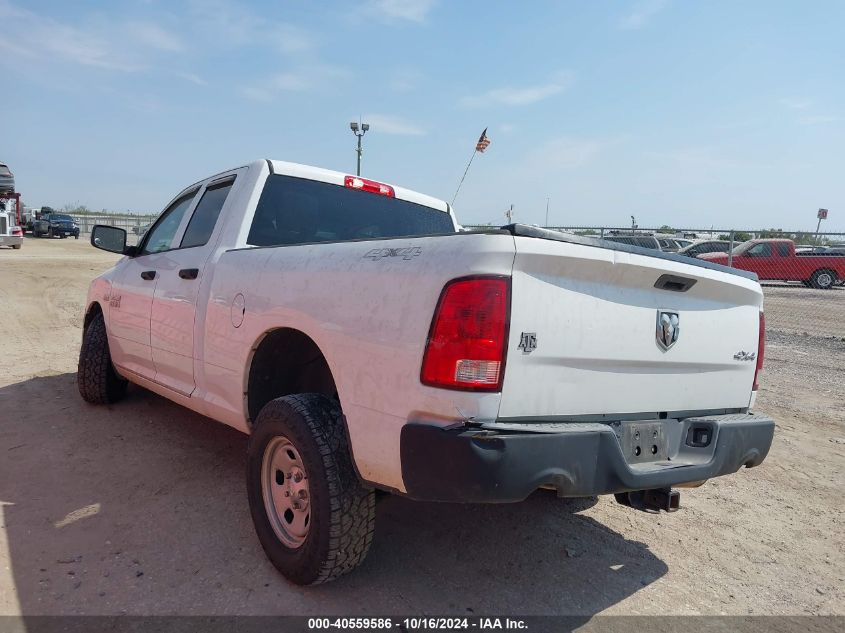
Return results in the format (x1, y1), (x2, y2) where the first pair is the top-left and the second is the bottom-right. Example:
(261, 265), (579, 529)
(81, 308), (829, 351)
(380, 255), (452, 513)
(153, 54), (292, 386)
(0, 237), (843, 616)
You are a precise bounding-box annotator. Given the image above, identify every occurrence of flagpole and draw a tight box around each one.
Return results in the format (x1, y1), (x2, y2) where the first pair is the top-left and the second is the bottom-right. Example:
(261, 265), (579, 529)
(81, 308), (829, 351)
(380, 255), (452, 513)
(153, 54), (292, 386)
(451, 148), (478, 207)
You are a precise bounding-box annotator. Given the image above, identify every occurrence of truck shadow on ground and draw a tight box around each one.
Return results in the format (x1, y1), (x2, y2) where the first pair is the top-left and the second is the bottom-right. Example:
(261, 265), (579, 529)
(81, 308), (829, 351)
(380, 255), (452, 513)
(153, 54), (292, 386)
(0, 374), (667, 616)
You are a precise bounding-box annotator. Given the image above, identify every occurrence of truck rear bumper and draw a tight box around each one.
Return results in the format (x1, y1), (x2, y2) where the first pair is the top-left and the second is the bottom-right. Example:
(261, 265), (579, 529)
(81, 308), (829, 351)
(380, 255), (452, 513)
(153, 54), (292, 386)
(0, 235), (23, 247)
(399, 413), (774, 502)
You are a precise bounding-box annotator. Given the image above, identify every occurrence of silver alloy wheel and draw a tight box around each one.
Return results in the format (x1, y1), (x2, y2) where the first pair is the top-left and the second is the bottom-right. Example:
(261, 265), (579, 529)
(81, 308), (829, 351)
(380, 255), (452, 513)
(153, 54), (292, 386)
(261, 436), (311, 548)
(817, 272), (833, 288)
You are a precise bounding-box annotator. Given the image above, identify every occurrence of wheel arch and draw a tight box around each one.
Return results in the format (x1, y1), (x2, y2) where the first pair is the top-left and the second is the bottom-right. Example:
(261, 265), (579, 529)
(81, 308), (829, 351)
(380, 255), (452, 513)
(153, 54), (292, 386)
(245, 327), (340, 427)
(83, 301), (105, 334)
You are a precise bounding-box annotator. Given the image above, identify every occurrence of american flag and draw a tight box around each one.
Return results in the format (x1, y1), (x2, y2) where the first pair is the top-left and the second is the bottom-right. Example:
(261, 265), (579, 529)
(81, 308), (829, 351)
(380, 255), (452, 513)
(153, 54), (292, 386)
(475, 128), (491, 153)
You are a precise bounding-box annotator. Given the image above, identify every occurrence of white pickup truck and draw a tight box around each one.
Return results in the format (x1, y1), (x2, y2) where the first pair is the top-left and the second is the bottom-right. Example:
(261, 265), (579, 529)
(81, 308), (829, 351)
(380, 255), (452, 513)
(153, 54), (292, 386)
(79, 160), (774, 585)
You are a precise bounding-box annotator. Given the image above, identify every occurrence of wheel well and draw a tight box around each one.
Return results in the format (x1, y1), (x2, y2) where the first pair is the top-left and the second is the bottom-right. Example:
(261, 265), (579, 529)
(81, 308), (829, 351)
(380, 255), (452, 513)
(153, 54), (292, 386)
(247, 328), (338, 424)
(83, 302), (103, 333)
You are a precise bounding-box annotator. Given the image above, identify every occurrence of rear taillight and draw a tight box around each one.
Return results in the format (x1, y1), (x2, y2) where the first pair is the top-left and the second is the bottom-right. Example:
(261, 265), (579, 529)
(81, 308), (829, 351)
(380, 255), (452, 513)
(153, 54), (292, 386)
(753, 312), (765, 391)
(344, 175), (395, 197)
(421, 277), (510, 391)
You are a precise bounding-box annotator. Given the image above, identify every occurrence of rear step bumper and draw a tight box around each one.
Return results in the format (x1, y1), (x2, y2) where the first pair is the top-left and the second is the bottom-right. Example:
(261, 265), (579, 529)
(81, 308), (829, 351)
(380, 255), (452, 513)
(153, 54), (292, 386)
(399, 413), (774, 503)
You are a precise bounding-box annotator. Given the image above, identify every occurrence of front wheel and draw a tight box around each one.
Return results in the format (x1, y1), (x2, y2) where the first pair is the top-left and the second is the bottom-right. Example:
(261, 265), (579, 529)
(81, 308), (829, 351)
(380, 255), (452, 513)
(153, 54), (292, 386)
(246, 394), (375, 585)
(77, 312), (127, 404)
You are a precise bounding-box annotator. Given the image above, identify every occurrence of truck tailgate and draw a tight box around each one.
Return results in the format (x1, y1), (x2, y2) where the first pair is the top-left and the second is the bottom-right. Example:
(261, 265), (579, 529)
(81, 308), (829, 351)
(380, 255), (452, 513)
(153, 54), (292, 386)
(499, 234), (764, 419)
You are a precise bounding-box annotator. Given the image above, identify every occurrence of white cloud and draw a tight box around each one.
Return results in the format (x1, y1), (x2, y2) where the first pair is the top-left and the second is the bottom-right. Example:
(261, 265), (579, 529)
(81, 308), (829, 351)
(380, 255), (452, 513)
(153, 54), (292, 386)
(242, 65), (345, 101)
(129, 22), (184, 52)
(0, 1), (185, 72)
(365, 0), (437, 23)
(779, 97), (813, 110)
(618, 0), (669, 30)
(389, 68), (424, 93)
(175, 71), (208, 86)
(799, 115), (840, 125)
(272, 23), (317, 54)
(460, 71), (573, 108)
(527, 137), (607, 170)
(362, 114), (426, 136)
(186, 0), (317, 54)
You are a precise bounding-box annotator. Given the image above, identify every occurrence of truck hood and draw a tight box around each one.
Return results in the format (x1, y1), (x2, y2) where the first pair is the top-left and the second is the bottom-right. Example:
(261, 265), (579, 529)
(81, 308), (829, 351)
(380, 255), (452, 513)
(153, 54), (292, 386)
(697, 252), (729, 264)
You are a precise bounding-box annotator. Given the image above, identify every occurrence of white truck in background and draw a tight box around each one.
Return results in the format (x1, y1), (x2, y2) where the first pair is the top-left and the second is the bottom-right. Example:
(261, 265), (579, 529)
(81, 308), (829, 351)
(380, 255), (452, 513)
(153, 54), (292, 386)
(0, 196), (23, 249)
(79, 159), (774, 585)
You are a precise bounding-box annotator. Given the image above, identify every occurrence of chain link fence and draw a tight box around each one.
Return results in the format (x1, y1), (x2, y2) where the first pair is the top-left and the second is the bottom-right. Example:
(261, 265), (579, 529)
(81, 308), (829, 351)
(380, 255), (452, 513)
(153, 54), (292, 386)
(463, 225), (845, 340)
(73, 214), (158, 237)
(45, 214), (845, 340)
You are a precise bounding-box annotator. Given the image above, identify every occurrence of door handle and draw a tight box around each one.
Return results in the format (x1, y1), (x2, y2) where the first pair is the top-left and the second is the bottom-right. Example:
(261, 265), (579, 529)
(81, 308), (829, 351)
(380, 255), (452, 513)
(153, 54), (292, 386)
(179, 268), (199, 280)
(140, 270), (157, 280)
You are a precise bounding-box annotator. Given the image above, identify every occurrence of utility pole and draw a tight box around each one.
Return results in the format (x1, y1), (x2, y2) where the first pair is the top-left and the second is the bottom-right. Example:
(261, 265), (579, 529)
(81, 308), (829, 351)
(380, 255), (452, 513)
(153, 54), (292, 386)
(545, 198), (550, 228)
(505, 204), (513, 224)
(349, 121), (370, 176)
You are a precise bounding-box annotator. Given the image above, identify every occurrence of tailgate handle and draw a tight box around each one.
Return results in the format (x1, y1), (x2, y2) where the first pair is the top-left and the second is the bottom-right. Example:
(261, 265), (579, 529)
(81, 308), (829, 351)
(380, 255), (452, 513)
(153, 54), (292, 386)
(654, 274), (696, 293)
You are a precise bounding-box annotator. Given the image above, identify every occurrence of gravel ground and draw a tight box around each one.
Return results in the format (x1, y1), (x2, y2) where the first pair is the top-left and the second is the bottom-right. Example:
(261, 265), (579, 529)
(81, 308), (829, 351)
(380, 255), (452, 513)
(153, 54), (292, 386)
(0, 238), (843, 617)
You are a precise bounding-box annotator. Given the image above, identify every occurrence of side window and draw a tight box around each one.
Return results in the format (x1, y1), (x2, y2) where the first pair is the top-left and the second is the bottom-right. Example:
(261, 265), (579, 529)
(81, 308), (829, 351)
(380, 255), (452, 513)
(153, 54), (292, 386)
(181, 178), (235, 249)
(777, 243), (790, 257)
(141, 191), (197, 255)
(747, 243), (772, 257)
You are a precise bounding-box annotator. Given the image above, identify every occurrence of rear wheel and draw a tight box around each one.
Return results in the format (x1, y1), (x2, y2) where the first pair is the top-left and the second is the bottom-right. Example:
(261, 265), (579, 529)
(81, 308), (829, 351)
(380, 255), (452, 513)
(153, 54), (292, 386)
(77, 312), (127, 404)
(246, 394), (375, 585)
(11, 244), (21, 250)
(810, 270), (836, 289)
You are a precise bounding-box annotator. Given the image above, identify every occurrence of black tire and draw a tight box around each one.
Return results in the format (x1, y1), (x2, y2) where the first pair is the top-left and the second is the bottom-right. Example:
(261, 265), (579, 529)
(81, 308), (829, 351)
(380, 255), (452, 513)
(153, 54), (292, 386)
(77, 312), (127, 404)
(47, 228), (53, 238)
(810, 269), (836, 290)
(246, 394), (375, 585)
(74, 234), (79, 240)
(12, 244), (21, 250)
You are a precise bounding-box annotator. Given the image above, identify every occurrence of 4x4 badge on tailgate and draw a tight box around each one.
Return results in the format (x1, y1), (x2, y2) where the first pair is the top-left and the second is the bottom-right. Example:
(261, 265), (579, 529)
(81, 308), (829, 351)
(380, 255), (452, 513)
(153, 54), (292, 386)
(656, 310), (679, 351)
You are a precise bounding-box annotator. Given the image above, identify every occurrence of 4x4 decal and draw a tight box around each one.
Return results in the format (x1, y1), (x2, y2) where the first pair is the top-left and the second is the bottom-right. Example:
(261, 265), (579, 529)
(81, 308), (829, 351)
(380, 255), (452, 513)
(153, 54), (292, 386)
(363, 246), (422, 261)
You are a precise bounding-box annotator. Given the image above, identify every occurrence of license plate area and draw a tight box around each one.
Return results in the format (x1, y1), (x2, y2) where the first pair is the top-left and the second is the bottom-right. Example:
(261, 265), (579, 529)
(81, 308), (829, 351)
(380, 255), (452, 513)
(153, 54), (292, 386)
(620, 421), (668, 464)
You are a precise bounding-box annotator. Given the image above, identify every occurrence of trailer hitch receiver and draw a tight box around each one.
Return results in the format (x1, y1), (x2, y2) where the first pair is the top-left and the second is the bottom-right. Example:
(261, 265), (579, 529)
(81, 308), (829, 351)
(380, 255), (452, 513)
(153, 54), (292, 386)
(615, 487), (680, 513)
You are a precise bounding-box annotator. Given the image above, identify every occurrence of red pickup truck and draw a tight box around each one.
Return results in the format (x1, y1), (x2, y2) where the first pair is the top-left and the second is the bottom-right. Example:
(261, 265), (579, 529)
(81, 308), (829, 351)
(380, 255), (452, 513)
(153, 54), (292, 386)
(700, 239), (845, 289)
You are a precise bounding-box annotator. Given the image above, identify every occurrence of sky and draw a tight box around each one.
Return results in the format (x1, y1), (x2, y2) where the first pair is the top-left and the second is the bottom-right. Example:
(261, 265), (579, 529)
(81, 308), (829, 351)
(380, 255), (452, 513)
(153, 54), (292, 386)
(1, 0), (843, 231)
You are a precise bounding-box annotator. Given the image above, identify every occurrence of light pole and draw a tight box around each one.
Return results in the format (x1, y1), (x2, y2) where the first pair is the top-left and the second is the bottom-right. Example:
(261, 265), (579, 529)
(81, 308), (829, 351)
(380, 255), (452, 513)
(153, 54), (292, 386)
(349, 121), (369, 176)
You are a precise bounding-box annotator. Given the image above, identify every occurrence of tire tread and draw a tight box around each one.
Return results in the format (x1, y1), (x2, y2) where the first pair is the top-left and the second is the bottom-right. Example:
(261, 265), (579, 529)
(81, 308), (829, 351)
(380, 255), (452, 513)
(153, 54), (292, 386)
(77, 312), (127, 404)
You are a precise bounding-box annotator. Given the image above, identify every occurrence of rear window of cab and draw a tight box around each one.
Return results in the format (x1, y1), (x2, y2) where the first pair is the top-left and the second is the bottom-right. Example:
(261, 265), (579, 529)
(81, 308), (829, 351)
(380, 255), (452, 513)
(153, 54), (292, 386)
(247, 175), (455, 247)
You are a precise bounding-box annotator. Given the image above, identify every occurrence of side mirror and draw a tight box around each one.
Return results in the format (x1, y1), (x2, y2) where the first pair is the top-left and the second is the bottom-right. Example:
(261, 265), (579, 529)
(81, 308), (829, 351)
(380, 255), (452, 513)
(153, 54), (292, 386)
(91, 225), (128, 254)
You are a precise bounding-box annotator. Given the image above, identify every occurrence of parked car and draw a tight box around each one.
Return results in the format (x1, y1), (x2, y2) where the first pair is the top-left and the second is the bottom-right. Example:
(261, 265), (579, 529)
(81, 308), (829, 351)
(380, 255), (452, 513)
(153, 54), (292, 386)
(0, 162), (14, 195)
(33, 212), (80, 238)
(679, 240), (732, 258)
(656, 237), (681, 252)
(700, 239), (845, 288)
(79, 159), (774, 585)
(132, 222), (153, 236)
(603, 233), (662, 249)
